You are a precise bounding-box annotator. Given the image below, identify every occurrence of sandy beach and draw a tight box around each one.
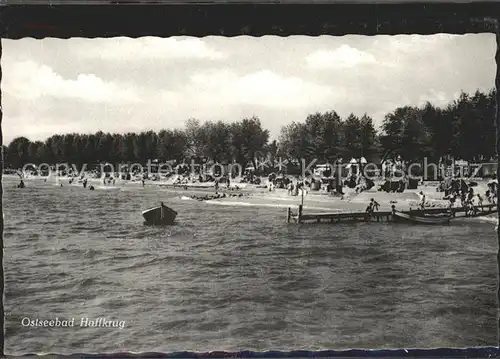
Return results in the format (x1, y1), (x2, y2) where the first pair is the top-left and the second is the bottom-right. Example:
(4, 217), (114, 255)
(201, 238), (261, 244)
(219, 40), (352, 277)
(11, 173), (497, 221)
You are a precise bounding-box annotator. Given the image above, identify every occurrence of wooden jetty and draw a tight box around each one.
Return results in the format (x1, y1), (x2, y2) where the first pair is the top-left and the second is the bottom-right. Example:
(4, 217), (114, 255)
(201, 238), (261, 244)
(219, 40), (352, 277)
(286, 203), (497, 224)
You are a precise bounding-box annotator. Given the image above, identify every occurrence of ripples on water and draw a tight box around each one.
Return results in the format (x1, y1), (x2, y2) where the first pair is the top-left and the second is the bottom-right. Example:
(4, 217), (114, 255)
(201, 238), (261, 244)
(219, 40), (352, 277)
(3, 178), (498, 354)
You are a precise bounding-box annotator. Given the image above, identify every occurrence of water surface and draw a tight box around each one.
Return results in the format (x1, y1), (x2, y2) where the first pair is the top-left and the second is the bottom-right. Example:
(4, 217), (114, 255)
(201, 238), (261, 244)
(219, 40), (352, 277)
(3, 178), (498, 354)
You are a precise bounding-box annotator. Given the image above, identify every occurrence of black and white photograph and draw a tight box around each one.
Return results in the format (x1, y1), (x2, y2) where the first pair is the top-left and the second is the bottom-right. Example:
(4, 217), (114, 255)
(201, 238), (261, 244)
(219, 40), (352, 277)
(2, 34), (498, 354)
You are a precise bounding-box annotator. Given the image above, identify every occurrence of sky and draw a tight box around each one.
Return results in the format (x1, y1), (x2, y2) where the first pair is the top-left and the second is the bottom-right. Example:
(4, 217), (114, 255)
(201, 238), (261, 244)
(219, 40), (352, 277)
(2, 34), (495, 145)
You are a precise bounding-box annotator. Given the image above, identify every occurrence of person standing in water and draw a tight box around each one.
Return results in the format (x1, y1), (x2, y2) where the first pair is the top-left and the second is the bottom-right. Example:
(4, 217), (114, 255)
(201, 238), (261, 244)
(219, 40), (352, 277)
(365, 198), (379, 215)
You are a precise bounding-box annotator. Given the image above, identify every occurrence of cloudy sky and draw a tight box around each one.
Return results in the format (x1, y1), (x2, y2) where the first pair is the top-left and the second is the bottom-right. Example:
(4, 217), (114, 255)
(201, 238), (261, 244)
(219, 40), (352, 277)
(2, 34), (495, 145)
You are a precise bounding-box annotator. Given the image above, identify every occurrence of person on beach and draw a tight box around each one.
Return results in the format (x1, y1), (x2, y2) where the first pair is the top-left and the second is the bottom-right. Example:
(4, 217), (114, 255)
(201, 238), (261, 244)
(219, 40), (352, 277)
(491, 181), (498, 195)
(488, 183), (498, 205)
(142, 179), (145, 187)
(490, 190), (497, 205)
(459, 190), (466, 206)
(355, 176), (368, 194)
(467, 187), (474, 203)
(486, 189), (492, 203)
(18, 179), (25, 188)
(448, 193), (457, 208)
(477, 193), (483, 206)
(215, 179), (219, 194)
(83, 178), (88, 188)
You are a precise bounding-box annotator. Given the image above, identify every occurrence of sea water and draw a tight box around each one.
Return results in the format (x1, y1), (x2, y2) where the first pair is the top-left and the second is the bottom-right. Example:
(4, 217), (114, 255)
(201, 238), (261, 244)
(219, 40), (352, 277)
(3, 177), (498, 354)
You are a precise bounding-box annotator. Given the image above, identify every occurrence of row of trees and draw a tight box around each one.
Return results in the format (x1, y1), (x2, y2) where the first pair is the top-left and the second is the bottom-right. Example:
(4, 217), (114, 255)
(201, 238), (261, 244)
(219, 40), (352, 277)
(3, 117), (271, 170)
(3, 89), (497, 170)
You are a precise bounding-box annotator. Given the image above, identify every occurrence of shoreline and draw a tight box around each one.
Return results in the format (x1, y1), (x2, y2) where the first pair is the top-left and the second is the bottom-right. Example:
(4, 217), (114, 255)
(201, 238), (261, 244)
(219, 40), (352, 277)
(6, 174), (498, 216)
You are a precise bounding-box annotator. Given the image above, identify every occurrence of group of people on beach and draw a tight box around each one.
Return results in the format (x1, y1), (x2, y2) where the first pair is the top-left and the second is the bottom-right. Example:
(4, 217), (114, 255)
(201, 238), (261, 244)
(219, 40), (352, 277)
(102, 176), (116, 186)
(189, 192), (246, 202)
(440, 177), (497, 215)
(214, 177), (232, 192)
(286, 181), (308, 197)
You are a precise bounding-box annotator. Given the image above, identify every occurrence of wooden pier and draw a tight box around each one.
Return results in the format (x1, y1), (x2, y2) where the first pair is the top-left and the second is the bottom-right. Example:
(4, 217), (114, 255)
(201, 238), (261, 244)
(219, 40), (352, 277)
(286, 203), (497, 224)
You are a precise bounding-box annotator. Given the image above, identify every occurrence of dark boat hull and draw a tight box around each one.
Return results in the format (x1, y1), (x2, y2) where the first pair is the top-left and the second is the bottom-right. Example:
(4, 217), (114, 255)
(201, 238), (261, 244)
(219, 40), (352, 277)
(142, 205), (177, 225)
(393, 211), (451, 225)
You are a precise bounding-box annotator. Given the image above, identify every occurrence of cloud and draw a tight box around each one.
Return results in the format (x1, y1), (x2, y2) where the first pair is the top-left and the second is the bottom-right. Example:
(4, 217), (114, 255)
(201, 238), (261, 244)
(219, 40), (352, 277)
(306, 45), (377, 70)
(78, 37), (226, 61)
(3, 60), (139, 104)
(417, 89), (458, 108)
(376, 34), (455, 54)
(175, 69), (339, 108)
(1, 34), (494, 145)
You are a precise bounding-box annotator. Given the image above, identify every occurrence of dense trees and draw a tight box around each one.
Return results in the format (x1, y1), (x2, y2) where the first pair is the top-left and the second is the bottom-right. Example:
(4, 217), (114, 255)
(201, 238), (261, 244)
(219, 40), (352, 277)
(380, 106), (430, 161)
(3, 89), (497, 170)
(278, 111), (377, 163)
(7, 136), (31, 168)
(380, 89), (496, 162)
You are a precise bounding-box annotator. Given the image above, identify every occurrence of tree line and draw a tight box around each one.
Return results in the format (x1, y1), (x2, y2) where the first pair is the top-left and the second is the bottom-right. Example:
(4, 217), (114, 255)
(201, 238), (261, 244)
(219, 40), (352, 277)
(3, 89), (496, 171)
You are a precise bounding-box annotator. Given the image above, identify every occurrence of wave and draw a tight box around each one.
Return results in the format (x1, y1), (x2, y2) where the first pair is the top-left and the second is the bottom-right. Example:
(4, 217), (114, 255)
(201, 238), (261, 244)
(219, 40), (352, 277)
(83, 248), (103, 258)
(111, 254), (193, 272)
(462, 216), (498, 224)
(75, 277), (114, 289)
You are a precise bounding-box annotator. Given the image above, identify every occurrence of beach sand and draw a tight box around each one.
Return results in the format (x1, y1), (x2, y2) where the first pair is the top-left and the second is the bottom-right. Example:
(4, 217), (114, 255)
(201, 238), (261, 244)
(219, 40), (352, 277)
(11, 173), (497, 218)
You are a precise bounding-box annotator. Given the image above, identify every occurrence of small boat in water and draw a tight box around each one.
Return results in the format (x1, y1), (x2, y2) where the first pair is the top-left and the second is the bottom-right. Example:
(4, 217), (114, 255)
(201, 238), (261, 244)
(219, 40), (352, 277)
(142, 202), (177, 225)
(393, 210), (451, 225)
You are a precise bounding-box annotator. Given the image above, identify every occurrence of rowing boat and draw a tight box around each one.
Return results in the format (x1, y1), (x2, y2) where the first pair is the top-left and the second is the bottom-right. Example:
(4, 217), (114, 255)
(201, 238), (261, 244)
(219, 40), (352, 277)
(142, 202), (177, 225)
(393, 210), (451, 225)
